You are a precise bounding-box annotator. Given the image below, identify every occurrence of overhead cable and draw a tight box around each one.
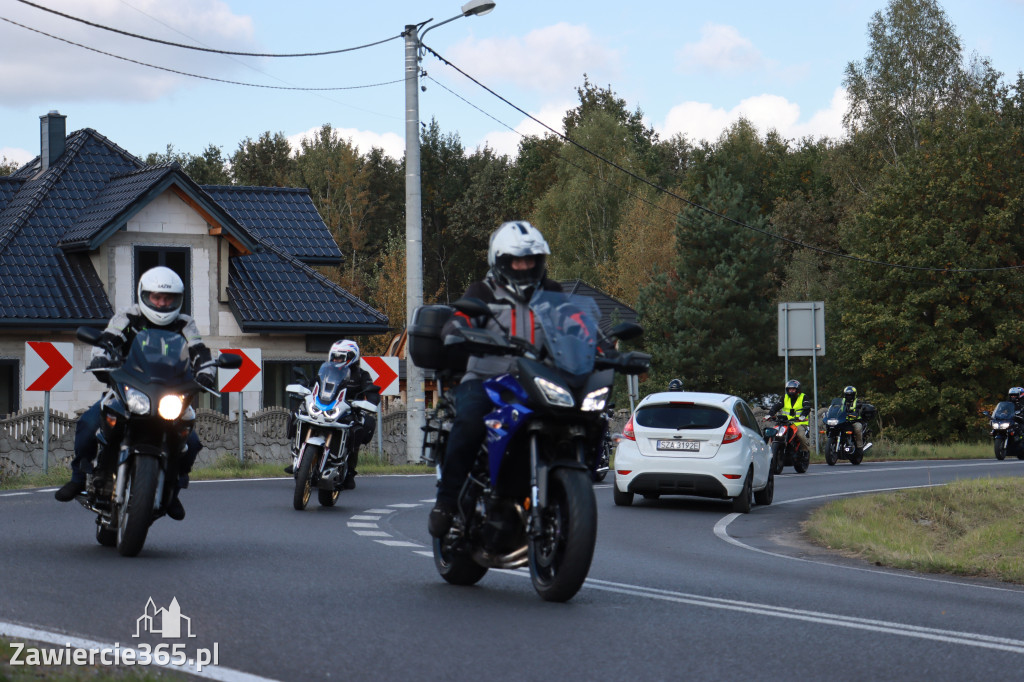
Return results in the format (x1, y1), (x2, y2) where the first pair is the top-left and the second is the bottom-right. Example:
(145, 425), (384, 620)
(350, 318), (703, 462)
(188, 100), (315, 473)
(14, 0), (400, 57)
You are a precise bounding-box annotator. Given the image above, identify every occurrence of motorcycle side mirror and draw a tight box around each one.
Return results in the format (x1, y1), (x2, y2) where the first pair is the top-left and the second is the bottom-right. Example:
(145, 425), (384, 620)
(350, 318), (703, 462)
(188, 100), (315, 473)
(980, 410), (992, 417)
(610, 322), (643, 341)
(76, 326), (103, 346)
(451, 297), (491, 319)
(217, 353), (243, 369)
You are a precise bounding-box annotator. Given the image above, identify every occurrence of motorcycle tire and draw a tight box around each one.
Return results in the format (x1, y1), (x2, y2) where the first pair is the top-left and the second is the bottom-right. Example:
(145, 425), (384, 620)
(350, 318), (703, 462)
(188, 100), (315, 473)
(293, 445), (317, 511)
(529, 468), (597, 603)
(318, 488), (340, 507)
(994, 436), (1007, 461)
(825, 438), (838, 466)
(753, 467), (774, 506)
(850, 450), (864, 465)
(117, 456), (160, 557)
(591, 469), (608, 483)
(433, 536), (488, 586)
(771, 442), (784, 475)
(793, 449), (810, 474)
(731, 468), (753, 513)
(96, 524), (116, 547)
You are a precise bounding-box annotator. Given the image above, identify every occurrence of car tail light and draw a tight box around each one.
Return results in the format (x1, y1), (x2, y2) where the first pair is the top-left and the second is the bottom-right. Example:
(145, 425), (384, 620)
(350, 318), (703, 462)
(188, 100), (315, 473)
(621, 414), (636, 441)
(722, 416), (742, 444)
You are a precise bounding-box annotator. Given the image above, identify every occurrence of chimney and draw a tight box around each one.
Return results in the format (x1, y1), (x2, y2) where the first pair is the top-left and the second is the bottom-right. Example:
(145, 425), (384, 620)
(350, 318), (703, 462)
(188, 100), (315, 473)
(40, 110), (66, 172)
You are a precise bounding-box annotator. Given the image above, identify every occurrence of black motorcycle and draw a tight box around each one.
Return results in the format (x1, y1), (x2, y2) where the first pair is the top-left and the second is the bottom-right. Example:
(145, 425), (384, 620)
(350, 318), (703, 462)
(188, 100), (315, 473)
(591, 407), (614, 483)
(822, 399), (873, 466)
(985, 402), (1024, 461)
(410, 292), (649, 602)
(75, 327), (240, 556)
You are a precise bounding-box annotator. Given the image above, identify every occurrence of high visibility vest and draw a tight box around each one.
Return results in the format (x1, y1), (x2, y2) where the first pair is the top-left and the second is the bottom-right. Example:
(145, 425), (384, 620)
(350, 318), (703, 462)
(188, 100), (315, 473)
(843, 398), (858, 420)
(784, 393), (808, 427)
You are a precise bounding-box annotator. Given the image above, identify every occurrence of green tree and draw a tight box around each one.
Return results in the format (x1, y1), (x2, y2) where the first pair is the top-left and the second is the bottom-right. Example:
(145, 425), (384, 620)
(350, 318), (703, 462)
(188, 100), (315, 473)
(419, 119), (471, 301)
(230, 131), (294, 186)
(144, 143), (229, 185)
(638, 170), (780, 396)
(1, 155), (21, 176)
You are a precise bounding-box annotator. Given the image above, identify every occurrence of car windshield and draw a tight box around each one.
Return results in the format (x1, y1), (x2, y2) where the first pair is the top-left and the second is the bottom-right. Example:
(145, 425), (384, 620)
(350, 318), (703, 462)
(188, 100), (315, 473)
(530, 290), (601, 375)
(316, 361), (351, 406)
(635, 403), (729, 430)
(123, 329), (190, 384)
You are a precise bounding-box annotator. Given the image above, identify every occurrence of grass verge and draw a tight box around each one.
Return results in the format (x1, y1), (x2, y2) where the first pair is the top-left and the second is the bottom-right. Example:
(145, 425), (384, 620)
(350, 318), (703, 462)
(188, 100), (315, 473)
(808, 437), (995, 463)
(803, 476), (1024, 583)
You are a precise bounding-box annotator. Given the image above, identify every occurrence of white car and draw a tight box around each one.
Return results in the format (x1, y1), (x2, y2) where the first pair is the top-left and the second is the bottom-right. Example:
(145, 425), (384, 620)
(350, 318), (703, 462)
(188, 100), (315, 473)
(613, 391), (774, 512)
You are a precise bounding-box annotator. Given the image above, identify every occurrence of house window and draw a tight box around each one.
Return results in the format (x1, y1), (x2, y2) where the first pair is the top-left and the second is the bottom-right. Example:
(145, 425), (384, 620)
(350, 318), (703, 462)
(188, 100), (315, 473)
(263, 360), (322, 409)
(134, 246), (191, 317)
(0, 360), (19, 417)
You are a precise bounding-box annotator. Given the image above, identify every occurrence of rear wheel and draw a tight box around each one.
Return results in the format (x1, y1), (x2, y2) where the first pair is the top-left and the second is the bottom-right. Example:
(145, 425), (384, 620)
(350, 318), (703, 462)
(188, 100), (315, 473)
(318, 488), (340, 507)
(613, 486), (634, 507)
(293, 445), (317, 510)
(994, 436), (1007, 461)
(433, 537), (488, 586)
(753, 467), (774, 506)
(117, 456), (160, 557)
(825, 438), (838, 466)
(529, 468), (597, 602)
(96, 524), (116, 547)
(731, 468), (753, 513)
(793, 448), (810, 474)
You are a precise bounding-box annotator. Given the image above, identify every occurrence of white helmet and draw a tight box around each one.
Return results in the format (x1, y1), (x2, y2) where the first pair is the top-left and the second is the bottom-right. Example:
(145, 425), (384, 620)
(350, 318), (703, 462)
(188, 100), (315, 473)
(487, 221), (550, 300)
(329, 339), (360, 368)
(137, 266), (184, 326)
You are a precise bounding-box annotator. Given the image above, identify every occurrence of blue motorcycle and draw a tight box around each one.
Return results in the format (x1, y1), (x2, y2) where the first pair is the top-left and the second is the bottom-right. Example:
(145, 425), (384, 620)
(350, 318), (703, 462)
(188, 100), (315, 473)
(411, 291), (648, 602)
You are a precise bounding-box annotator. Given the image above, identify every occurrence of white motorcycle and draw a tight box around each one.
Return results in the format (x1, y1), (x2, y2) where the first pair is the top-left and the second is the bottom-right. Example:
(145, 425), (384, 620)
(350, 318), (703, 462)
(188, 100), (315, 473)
(286, 361), (378, 510)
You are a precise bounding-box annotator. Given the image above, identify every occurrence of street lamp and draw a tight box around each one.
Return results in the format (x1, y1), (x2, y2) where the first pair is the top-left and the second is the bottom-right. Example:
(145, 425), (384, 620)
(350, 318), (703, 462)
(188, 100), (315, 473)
(404, 1), (495, 463)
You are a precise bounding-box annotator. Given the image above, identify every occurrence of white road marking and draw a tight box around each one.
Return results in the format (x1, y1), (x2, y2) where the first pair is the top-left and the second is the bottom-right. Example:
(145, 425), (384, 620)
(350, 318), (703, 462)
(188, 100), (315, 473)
(413, 551), (434, 557)
(346, 522), (379, 528)
(388, 503), (421, 508)
(0, 622), (280, 682)
(352, 530), (390, 537)
(376, 540), (422, 548)
(364, 509), (396, 514)
(349, 515), (381, 521)
(0, 492), (31, 497)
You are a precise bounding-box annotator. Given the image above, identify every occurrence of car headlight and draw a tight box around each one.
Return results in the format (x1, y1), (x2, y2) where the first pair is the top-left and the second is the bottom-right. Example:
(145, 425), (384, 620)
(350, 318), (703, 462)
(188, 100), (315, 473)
(158, 394), (185, 420)
(125, 387), (151, 415)
(534, 377), (574, 407)
(826, 418), (839, 426)
(581, 387), (610, 412)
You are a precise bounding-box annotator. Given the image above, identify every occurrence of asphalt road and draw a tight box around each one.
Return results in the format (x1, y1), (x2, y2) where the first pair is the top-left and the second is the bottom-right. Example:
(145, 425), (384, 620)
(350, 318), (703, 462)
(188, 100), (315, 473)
(3, 459), (1024, 681)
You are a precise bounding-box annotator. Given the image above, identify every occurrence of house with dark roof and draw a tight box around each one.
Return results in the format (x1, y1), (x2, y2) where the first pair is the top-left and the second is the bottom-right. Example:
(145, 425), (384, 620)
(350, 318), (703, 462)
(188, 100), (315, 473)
(558, 279), (638, 335)
(0, 112), (388, 417)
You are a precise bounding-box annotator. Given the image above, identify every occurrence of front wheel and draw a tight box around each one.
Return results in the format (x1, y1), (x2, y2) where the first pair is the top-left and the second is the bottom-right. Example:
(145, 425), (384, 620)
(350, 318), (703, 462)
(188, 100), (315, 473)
(771, 442), (784, 474)
(433, 537), (488, 586)
(825, 438), (838, 466)
(529, 468), (597, 603)
(293, 444), (318, 510)
(793, 447), (809, 474)
(994, 435), (1007, 461)
(117, 456), (160, 557)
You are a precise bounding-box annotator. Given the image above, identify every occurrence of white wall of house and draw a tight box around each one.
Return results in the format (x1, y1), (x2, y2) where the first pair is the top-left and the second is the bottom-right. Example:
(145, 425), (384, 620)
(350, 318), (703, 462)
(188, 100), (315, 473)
(3, 188), (326, 416)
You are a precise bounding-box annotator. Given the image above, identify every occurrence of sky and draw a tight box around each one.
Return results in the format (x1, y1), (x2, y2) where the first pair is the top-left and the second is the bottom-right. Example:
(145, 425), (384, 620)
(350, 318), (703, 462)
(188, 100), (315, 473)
(2, 0), (1024, 168)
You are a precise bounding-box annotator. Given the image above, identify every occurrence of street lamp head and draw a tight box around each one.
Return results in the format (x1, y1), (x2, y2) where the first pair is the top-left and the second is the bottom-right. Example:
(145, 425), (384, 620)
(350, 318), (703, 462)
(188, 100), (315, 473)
(461, 0), (496, 16)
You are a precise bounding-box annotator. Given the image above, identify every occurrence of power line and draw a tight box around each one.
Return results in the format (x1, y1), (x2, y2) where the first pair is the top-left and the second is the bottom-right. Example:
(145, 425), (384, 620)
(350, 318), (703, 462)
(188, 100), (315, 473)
(14, 0), (400, 57)
(0, 16), (404, 91)
(422, 43), (1024, 275)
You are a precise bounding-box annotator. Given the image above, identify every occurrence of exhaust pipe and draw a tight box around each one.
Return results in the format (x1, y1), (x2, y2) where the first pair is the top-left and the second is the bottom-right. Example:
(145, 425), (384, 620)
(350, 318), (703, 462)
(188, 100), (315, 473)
(862, 442), (873, 452)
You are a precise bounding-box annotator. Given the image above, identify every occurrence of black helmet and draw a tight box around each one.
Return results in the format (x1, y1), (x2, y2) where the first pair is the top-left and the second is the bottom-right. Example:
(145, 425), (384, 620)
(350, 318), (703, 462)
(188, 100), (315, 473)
(668, 378), (683, 391)
(843, 385), (857, 402)
(785, 379), (800, 397)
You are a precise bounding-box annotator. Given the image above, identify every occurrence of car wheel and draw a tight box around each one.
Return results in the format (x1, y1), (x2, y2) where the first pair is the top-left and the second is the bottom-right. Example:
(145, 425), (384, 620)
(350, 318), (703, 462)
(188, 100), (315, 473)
(753, 467), (774, 506)
(613, 486), (634, 507)
(731, 469), (753, 513)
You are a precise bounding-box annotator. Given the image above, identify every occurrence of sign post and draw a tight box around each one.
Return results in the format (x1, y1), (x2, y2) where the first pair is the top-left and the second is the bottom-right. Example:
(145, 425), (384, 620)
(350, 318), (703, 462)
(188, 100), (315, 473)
(218, 349), (262, 464)
(25, 341), (74, 473)
(778, 302), (826, 453)
(361, 356), (400, 458)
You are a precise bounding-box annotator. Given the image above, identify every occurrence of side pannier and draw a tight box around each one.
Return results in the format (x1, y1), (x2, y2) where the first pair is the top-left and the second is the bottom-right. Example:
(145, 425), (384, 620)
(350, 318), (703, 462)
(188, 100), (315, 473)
(408, 304), (468, 375)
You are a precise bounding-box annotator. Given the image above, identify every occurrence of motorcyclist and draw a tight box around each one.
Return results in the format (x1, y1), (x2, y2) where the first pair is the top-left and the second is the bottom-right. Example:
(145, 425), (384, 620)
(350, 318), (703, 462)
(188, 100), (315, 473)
(284, 340), (379, 489)
(427, 220), (562, 538)
(839, 385), (868, 453)
(667, 378), (683, 391)
(767, 379), (811, 454)
(1008, 387), (1024, 415)
(54, 267), (216, 520)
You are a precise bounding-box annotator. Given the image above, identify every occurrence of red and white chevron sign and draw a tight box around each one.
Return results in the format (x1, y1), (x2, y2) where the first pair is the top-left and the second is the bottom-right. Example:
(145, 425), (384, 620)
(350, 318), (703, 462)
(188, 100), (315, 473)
(25, 341), (74, 392)
(360, 356), (399, 396)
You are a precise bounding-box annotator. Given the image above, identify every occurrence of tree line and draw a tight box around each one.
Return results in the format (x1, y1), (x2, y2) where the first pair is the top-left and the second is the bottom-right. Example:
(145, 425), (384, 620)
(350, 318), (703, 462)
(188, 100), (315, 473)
(4, 0), (1022, 442)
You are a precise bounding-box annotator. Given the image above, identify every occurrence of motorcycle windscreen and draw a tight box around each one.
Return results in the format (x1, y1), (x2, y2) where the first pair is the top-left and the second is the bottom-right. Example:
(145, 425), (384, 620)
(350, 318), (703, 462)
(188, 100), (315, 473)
(315, 361), (351, 405)
(825, 403), (845, 422)
(992, 401), (1016, 421)
(123, 329), (190, 384)
(530, 290), (601, 376)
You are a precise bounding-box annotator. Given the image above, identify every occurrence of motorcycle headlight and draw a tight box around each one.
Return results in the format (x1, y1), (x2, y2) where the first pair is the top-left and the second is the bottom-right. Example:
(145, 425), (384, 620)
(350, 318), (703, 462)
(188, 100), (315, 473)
(307, 395), (321, 416)
(534, 377), (574, 408)
(124, 387), (151, 415)
(325, 402), (344, 421)
(581, 387), (610, 412)
(158, 394), (185, 420)
(826, 418), (839, 427)
(995, 421), (1011, 430)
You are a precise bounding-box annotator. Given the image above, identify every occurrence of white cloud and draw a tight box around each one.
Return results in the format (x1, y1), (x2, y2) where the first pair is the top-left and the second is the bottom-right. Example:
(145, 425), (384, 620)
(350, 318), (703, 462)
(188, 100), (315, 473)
(445, 23), (618, 92)
(287, 126), (405, 160)
(0, 0), (255, 105)
(659, 88), (849, 143)
(475, 101), (574, 158)
(1, 146), (35, 166)
(678, 24), (763, 73)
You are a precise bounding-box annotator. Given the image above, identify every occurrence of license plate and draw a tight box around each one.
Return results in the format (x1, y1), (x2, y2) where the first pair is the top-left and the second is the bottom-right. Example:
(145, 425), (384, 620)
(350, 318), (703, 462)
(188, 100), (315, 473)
(657, 440), (699, 451)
